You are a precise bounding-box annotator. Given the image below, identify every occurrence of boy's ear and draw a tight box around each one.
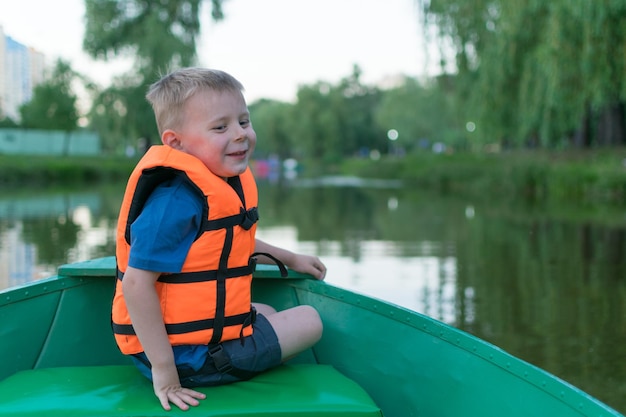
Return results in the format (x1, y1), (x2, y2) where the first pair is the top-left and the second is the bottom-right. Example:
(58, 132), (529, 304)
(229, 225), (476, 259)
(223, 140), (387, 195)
(162, 129), (182, 149)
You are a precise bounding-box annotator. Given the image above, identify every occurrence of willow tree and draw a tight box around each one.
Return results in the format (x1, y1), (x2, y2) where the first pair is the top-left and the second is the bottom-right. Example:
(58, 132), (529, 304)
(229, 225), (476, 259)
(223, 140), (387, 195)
(419, 0), (626, 148)
(83, 0), (226, 152)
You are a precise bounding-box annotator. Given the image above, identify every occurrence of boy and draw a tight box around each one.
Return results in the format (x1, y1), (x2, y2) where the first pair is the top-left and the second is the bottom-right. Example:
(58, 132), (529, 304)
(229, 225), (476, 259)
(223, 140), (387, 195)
(112, 68), (326, 411)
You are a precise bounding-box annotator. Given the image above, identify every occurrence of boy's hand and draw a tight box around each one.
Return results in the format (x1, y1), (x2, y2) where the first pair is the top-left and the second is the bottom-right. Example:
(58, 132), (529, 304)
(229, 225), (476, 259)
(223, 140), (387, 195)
(152, 364), (206, 411)
(289, 254), (327, 280)
(123, 267), (206, 410)
(254, 239), (327, 280)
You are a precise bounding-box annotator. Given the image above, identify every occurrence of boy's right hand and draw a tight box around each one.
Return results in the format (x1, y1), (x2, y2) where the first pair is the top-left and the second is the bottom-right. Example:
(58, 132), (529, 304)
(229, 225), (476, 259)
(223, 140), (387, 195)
(123, 267), (206, 410)
(152, 364), (206, 411)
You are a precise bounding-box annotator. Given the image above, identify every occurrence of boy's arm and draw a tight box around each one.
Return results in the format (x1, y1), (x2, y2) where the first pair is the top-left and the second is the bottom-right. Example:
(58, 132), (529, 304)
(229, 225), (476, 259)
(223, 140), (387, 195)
(254, 239), (326, 280)
(123, 266), (206, 410)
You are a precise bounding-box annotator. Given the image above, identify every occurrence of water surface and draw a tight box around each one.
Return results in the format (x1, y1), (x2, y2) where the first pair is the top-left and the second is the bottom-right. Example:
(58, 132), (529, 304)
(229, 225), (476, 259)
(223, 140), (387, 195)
(0, 180), (624, 412)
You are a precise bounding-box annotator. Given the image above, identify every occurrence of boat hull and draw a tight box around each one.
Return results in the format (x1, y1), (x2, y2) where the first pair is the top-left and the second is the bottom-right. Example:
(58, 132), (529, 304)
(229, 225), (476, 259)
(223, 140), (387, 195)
(0, 257), (622, 417)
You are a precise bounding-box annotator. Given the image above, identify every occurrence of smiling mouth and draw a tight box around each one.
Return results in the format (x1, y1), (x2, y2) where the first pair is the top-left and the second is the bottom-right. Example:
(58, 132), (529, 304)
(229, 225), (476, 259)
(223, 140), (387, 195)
(227, 150), (247, 157)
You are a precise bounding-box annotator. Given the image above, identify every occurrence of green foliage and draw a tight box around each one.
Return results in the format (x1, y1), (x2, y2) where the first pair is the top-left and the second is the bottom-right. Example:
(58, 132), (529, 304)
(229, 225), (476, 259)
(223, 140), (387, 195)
(88, 77), (159, 153)
(375, 76), (464, 149)
(419, 0), (626, 148)
(19, 59), (79, 131)
(0, 154), (137, 187)
(343, 148), (626, 205)
(248, 68), (461, 163)
(0, 117), (18, 128)
(265, 73), (467, 162)
(277, 66), (386, 164)
(249, 99), (294, 160)
(83, 0), (210, 71)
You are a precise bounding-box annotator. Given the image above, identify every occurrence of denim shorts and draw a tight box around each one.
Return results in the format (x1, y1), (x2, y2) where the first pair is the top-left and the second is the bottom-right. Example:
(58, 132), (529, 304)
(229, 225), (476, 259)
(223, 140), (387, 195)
(131, 314), (282, 387)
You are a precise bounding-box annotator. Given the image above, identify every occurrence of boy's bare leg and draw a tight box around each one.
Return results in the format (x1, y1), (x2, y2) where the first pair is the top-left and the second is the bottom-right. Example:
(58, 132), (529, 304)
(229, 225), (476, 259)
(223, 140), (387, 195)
(262, 305), (323, 360)
(252, 302), (277, 316)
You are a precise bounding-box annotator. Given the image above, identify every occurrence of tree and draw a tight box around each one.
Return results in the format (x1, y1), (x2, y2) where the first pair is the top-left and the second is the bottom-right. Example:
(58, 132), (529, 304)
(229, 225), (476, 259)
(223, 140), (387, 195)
(83, 0), (224, 71)
(83, 0), (226, 150)
(0, 117), (18, 128)
(19, 59), (79, 132)
(88, 81), (132, 153)
(418, 0), (626, 148)
(331, 66), (385, 158)
(375, 76), (463, 151)
(249, 99), (295, 160)
(290, 66), (383, 164)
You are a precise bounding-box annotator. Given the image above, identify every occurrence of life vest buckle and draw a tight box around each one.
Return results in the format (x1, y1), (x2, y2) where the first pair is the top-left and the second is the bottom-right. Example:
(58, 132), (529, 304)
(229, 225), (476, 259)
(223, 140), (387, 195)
(209, 344), (233, 374)
(240, 207), (259, 230)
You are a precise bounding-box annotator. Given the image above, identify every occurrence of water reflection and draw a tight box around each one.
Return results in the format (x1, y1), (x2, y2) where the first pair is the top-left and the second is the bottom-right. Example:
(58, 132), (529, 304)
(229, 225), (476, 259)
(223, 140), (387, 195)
(0, 181), (625, 412)
(0, 188), (119, 289)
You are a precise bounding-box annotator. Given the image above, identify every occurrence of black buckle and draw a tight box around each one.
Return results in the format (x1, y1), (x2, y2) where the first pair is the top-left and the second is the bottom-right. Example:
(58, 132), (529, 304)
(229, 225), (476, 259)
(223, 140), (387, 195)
(209, 344), (233, 374)
(240, 207), (258, 230)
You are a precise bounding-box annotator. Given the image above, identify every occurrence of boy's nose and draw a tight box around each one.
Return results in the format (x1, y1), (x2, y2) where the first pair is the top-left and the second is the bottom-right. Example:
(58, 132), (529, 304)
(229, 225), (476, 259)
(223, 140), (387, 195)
(234, 125), (247, 141)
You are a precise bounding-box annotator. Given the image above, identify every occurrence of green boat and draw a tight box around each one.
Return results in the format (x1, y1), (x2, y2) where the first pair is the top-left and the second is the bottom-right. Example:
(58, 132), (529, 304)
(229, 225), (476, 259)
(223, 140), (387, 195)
(0, 256), (622, 417)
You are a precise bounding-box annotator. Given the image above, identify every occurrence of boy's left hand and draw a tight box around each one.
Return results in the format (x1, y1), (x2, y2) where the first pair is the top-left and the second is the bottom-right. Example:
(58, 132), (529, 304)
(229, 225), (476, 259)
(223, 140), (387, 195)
(290, 254), (326, 280)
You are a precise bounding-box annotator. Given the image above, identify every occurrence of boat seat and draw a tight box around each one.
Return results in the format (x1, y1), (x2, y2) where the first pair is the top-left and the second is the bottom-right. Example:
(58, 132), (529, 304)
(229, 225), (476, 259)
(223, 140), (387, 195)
(0, 364), (382, 417)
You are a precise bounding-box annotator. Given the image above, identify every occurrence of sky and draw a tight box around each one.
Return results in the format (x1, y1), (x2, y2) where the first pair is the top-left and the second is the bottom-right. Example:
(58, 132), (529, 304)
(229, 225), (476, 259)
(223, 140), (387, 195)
(0, 0), (438, 103)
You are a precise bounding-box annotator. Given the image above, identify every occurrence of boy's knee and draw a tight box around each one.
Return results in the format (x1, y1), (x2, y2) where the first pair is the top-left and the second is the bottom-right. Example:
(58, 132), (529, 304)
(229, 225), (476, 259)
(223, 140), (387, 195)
(300, 305), (323, 342)
(253, 302), (278, 316)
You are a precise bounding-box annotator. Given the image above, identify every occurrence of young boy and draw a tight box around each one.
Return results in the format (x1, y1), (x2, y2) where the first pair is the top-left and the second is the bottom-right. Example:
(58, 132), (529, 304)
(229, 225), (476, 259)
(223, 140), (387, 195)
(112, 68), (326, 411)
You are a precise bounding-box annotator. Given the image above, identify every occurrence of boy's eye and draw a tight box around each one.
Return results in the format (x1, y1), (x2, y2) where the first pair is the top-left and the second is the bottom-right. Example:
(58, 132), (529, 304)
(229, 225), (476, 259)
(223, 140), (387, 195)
(240, 119), (250, 127)
(213, 125), (227, 131)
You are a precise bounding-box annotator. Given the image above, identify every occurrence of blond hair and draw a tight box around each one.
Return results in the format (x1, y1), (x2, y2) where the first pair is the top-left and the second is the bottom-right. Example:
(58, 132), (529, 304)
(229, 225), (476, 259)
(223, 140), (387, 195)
(146, 68), (245, 135)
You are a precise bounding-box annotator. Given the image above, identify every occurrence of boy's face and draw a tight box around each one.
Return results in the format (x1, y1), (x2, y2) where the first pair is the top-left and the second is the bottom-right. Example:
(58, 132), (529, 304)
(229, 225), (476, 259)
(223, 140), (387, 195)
(165, 89), (256, 179)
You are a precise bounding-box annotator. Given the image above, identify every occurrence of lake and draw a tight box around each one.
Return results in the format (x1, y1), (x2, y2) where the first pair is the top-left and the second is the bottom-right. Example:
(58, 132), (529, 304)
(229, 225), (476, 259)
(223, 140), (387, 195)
(0, 178), (625, 413)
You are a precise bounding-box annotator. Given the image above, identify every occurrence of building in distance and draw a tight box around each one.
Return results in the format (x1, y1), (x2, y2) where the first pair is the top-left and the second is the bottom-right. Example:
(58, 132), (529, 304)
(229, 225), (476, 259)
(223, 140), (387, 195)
(0, 26), (45, 122)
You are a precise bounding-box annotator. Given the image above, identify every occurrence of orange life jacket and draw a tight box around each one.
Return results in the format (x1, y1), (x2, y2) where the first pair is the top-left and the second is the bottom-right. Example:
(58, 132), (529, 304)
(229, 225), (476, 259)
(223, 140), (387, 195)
(112, 145), (259, 355)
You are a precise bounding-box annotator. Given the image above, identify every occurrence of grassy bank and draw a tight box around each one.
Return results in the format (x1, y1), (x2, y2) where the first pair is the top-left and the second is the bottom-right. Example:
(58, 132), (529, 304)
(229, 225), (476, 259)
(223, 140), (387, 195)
(0, 154), (137, 187)
(341, 149), (626, 206)
(3, 150), (626, 207)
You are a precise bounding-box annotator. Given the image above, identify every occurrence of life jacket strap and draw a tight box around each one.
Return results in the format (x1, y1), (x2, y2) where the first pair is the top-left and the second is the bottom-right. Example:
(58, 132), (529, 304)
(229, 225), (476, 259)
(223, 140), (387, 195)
(250, 252), (288, 277)
(204, 207), (259, 231)
(238, 305), (257, 344)
(157, 264), (254, 283)
(115, 263), (255, 283)
(112, 310), (252, 336)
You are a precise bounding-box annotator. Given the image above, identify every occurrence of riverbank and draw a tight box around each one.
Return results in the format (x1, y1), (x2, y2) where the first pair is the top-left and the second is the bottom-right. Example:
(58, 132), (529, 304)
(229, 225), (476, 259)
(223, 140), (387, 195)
(341, 149), (626, 206)
(3, 149), (626, 207)
(0, 154), (137, 187)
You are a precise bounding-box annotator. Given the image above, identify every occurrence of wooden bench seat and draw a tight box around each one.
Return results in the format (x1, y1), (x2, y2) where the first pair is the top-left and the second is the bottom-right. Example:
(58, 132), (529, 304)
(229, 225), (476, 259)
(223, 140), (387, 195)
(0, 364), (382, 416)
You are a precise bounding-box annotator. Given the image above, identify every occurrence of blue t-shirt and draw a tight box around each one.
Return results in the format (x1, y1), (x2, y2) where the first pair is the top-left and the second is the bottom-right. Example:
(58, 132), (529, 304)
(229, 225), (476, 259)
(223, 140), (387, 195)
(127, 176), (204, 273)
